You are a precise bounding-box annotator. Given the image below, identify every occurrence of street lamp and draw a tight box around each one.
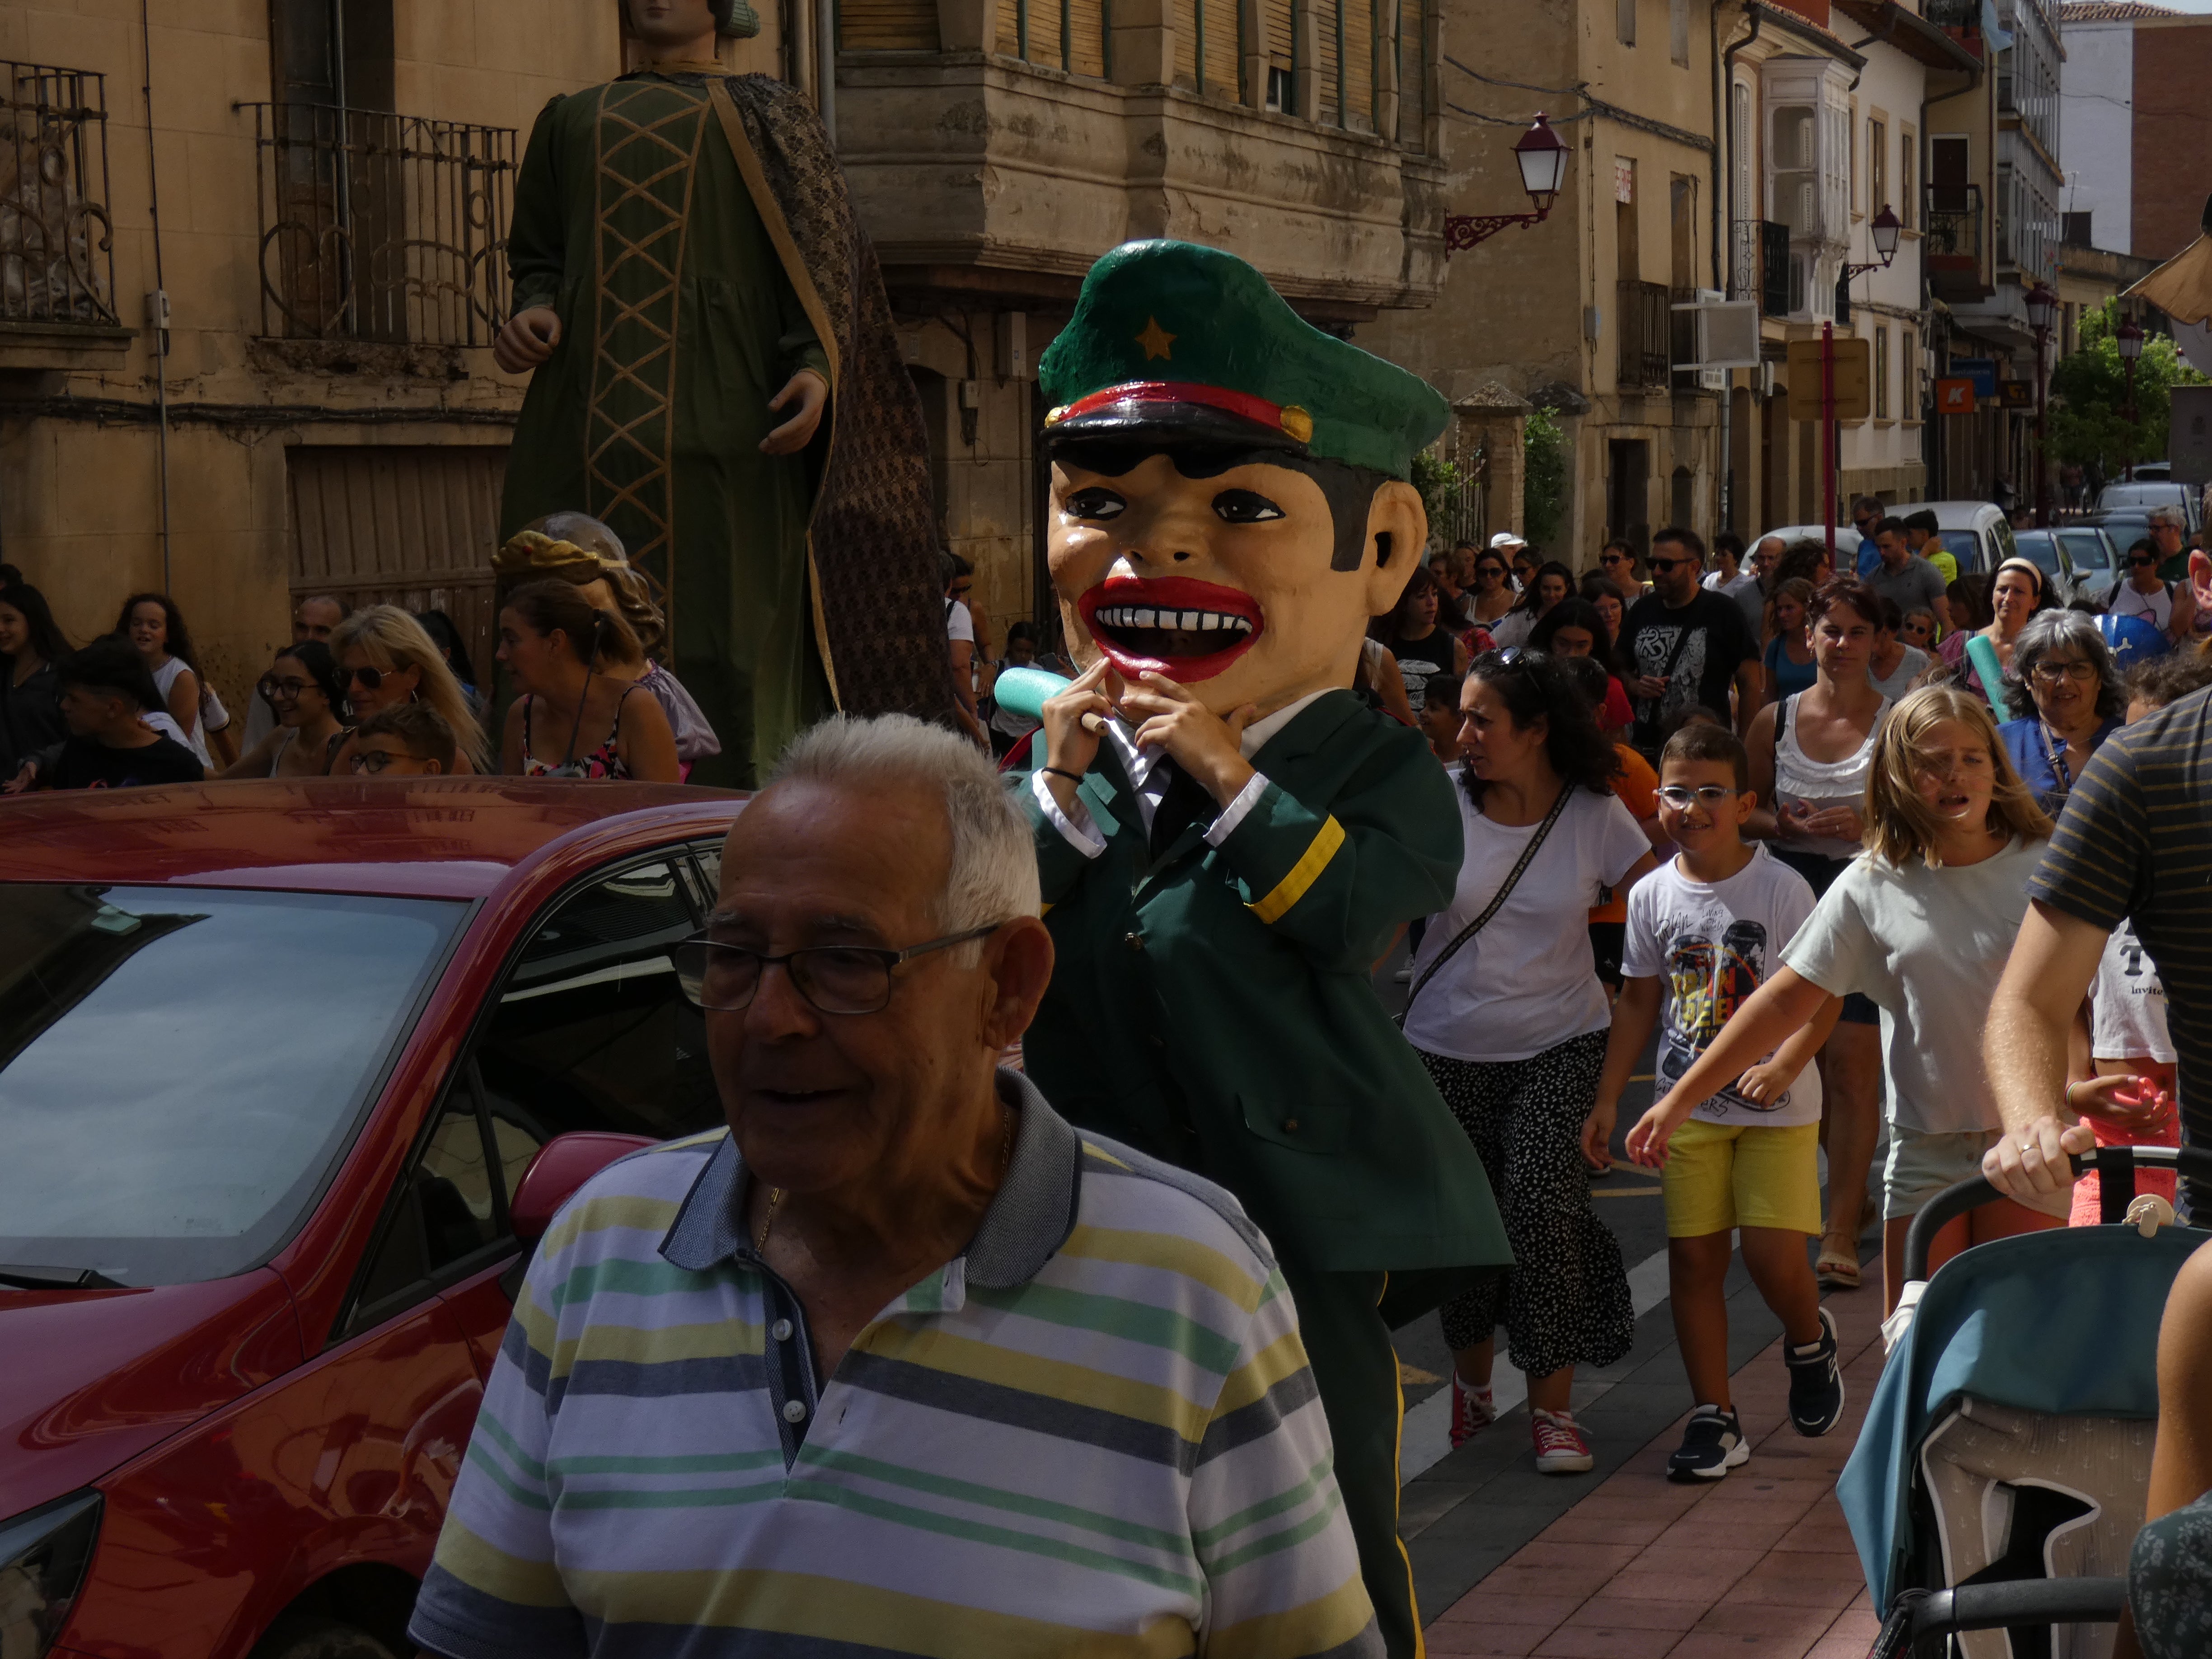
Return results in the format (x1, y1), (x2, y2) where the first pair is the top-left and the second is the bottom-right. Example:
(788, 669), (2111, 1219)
(2117, 314), (2145, 481)
(1842, 205), (1903, 281)
(2026, 281), (2057, 526)
(1444, 114), (1570, 255)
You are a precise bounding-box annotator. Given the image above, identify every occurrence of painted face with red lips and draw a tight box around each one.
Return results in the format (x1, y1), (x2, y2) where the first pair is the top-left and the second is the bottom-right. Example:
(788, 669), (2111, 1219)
(1047, 450), (1425, 719)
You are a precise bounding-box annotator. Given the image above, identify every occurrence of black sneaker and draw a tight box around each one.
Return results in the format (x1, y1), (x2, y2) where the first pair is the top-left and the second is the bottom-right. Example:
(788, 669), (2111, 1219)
(1786, 1304), (1846, 1436)
(1667, 1405), (1748, 1480)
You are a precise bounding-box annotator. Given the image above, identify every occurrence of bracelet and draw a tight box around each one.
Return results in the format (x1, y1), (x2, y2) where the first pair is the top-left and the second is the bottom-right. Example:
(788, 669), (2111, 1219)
(2063, 1080), (2084, 1110)
(1040, 766), (1086, 784)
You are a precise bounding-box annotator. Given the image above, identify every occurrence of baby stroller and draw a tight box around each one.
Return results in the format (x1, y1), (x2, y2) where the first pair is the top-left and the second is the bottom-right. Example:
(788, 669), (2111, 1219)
(1839, 1143), (2212, 1659)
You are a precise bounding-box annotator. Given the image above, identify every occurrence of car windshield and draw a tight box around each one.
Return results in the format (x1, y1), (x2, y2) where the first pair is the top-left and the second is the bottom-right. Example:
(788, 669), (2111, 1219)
(0, 885), (464, 1286)
(1930, 530), (1983, 567)
(2100, 485), (2182, 510)
(2011, 530), (2062, 575)
(2060, 531), (2115, 572)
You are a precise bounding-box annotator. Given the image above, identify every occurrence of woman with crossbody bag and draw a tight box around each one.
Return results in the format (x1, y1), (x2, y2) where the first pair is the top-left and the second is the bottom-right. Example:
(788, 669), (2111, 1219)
(1402, 651), (1659, 1472)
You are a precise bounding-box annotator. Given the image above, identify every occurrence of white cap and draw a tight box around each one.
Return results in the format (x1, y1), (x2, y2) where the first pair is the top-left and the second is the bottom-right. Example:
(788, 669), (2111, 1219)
(1489, 530), (1527, 551)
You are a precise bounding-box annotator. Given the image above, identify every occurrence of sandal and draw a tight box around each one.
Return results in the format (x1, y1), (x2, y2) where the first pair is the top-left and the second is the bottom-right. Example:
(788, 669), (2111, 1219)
(1816, 1242), (1862, 1289)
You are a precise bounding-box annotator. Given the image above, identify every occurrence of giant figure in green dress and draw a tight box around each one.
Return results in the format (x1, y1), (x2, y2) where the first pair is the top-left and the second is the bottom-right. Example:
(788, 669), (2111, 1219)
(1018, 239), (1512, 1659)
(496, 0), (953, 785)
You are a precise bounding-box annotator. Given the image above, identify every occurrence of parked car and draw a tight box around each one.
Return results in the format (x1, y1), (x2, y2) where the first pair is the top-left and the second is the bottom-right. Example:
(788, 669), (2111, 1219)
(2006, 529), (2085, 604)
(1753, 523), (1863, 569)
(0, 778), (745, 1659)
(2053, 524), (2126, 605)
(2093, 479), (2201, 535)
(1920, 500), (2019, 581)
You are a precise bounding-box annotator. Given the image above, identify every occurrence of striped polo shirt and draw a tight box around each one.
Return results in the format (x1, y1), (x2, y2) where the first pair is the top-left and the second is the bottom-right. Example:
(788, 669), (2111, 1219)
(2029, 685), (2212, 1191)
(407, 1070), (1379, 1659)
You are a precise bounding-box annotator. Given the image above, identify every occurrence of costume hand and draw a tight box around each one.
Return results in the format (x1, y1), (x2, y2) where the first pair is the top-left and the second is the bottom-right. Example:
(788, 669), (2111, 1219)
(1627, 674), (1667, 700)
(1120, 672), (1259, 806)
(760, 368), (829, 455)
(493, 306), (562, 373)
(2070, 1073), (2178, 1133)
(1041, 656), (1120, 782)
(1624, 1102), (1680, 1169)
(1579, 1102), (1615, 1172)
(1981, 1113), (2093, 1214)
(1734, 1060), (1794, 1107)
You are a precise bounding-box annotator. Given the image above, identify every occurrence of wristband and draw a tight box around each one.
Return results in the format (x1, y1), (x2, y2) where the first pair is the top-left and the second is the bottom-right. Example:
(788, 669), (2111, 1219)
(1040, 766), (1086, 784)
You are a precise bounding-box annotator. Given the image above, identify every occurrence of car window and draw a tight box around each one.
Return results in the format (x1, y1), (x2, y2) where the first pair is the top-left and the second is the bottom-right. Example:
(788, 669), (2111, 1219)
(474, 857), (723, 1146)
(351, 1085), (506, 1322)
(2013, 531), (2062, 576)
(2061, 531), (2115, 572)
(1991, 520), (2017, 564)
(1931, 530), (1983, 571)
(0, 886), (464, 1287)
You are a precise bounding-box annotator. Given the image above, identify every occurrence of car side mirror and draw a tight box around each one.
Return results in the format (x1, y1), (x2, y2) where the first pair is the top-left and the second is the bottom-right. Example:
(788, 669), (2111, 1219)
(509, 1132), (657, 1244)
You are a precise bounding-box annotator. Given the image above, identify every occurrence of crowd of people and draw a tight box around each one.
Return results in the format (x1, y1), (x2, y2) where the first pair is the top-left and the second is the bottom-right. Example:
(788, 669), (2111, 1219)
(0, 513), (726, 794)
(1380, 513), (2212, 1498)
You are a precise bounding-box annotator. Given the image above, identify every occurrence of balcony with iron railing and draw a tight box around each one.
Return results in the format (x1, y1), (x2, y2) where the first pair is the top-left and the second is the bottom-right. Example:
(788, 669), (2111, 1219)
(1617, 280), (1670, 392)
(0, 60), (127, 361)
(1728, 219), (1792, 316)
(241, 103), (516, 348)
(1924, 181), (1989, 302)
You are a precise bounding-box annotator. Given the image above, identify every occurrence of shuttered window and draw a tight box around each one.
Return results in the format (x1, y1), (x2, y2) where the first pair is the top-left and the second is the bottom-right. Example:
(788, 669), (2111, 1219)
(1396, 0), (1425, 144)
(1314, 0), (1340, 125)
(997, 0), (1105, 73)
(1067, 0), (1107, 75)
(1262, 0), (1293, 106)
(840, 0), (938, 49)
(1173, 0), (1242, 96)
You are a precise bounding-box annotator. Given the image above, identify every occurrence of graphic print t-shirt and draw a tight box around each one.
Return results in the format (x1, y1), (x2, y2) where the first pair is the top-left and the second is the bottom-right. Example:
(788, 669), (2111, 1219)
(1622, 845), (1823, 1127)
(2091, 918), (2175, 1065)
(1620, 590), (1759, 753)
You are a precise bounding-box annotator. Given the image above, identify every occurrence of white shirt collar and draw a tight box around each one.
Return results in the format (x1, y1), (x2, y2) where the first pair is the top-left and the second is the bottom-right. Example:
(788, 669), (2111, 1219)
(1104, 688), (1331, 790)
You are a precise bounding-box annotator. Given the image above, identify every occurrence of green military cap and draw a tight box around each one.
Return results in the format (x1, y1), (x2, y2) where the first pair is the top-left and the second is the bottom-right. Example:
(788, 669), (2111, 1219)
(1038, 239), (1448, 481)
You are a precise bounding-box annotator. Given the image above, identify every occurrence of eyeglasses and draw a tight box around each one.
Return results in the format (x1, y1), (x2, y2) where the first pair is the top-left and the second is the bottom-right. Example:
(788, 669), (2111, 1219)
(345, 665), (386, 690)
(2129, 555), (2159, 567)
(2029, 660), (2100, 686)
(257, 675), (312, 701)
(673, 923), (1003, 1015)
(1648, 557), (1694, 573)
(350, 747), (416, 774)
(1657, 784), (1739, 810)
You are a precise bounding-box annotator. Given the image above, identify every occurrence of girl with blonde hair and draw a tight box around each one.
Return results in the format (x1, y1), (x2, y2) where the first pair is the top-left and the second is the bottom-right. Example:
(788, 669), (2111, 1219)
(329, 605), (490, 775)
(1636, 685), (2056, 1311)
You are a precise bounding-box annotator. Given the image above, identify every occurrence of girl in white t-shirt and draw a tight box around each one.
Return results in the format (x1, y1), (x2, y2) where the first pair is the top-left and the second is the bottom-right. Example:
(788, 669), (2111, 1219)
(1402, 651), (1657, 1474)
(118, 591), (234, 769)
(1635, 685), (2057, 1312)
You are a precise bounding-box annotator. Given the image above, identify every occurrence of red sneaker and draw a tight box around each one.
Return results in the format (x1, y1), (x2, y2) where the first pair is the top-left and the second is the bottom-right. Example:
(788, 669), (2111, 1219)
(1531, 1408), (1594, 1474)
(1449, 1375), (1496, 1448)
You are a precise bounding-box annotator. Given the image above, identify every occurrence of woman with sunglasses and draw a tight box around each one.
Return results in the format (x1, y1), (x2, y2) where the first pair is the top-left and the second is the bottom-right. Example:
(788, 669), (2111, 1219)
(1596, 541), (1649, 597)
(1995, 609), (2125, 817)
(221, 642), (349, 778)
(498, 579), (680, 782)
(1465, 549), (1519, 629)
(1938, 557), (2049, 701)
(329, 605), (488, 775)
(1743, 577), (1890, 1290)
(2109, 535), (2199, 645)
(115, 591), (237, 770)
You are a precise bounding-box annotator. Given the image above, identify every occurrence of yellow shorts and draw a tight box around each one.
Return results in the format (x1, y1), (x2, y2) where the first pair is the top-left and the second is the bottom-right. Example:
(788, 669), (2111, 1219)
(1661, 1118), (1824, 1239)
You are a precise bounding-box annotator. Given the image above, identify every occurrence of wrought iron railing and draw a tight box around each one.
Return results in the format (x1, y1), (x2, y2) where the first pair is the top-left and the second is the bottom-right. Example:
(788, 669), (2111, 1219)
(0, 61), (118, 328)
(1439, 436), (1487, 549)
(1728, 219), (1791, 315)
(1926, 0), (1981, 30)
(1925, 182), (1984, 269)
(242, 103), (515, 347)
(1618, 279), (1670, 391)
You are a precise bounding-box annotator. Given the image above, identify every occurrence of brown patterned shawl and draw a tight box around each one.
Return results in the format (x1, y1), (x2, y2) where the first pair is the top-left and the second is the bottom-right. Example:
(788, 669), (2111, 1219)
(708, 76), (957, 726)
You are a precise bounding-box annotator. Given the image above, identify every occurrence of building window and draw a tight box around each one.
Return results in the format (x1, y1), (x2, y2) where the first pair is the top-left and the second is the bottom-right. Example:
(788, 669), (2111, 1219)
(1899, 130), (1915, 228)
(1901, 332), (1917, 417)
(1669, 0), (1687, 66)
(1617, 0), (1635, 47)
(1868, 118), (1886, 220)
(1875, 326), (1889, 420)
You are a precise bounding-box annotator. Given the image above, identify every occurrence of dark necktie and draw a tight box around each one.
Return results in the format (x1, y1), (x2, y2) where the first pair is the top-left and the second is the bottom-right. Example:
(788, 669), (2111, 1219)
(1148, 759), (1217, 860)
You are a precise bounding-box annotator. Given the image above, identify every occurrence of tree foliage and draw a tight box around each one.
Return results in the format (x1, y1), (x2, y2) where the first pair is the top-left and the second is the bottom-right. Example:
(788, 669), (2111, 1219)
(1412, 447), (1462, 548)
(2048, 301), (2207, 475)
(1523, 407), (1569, 550)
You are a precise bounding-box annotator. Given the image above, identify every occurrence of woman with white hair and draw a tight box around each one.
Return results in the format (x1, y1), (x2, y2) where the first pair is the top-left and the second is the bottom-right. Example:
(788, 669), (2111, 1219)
(1996, 608), (2126, 817)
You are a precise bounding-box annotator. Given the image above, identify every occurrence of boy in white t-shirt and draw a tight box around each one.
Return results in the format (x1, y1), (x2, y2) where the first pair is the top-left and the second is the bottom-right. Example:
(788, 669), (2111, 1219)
(1593, 724), (1846, 1480)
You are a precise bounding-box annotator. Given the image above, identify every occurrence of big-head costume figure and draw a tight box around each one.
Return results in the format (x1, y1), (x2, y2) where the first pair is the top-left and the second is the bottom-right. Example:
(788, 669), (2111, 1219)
(496, 0), (953, 785)
(1022, 240), (1509, 1656)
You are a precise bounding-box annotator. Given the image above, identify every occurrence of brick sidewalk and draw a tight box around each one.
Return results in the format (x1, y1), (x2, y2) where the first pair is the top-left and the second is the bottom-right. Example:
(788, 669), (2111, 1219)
(1422, 1275), (1889, 1659)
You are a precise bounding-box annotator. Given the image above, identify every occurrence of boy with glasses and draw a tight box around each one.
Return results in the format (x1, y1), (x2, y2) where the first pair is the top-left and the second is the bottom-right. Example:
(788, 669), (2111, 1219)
(1592, 723), (1843, 1479)
(349, 704), (458, 777)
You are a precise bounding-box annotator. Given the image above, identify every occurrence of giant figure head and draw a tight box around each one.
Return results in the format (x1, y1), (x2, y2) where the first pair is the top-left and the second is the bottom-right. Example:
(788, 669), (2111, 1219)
(1037, 241), (1449, 719)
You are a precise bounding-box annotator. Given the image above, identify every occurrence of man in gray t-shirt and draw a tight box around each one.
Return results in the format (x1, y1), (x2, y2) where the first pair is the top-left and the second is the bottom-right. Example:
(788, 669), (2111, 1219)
(1861, 519), (1951, 633)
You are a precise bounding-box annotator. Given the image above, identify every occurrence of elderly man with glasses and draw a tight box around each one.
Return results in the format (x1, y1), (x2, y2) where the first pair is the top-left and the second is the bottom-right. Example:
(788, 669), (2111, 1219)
(408, 714), (1382, 1659)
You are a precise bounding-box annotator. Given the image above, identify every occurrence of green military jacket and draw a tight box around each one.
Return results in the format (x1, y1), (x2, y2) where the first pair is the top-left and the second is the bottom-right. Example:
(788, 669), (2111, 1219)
(1019, 690), (1510, 1278)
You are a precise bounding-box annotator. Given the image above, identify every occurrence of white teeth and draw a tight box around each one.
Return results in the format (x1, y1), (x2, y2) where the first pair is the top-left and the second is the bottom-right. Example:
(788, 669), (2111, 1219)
(1094, 605), (1255, 636)
(1200, 613), (1221, 631)
(1134, 608), (1156, 628)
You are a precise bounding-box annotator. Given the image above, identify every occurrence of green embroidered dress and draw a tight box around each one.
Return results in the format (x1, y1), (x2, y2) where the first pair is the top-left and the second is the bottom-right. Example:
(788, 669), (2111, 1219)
(501, 70), (834, 787)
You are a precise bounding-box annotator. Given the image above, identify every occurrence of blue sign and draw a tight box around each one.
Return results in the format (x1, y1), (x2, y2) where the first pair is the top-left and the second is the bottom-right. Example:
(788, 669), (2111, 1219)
(1952, 358), (1999, 398)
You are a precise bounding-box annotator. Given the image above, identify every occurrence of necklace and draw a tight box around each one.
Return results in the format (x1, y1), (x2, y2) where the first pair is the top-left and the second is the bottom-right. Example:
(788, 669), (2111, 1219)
(754, 1101), (1017, 1254)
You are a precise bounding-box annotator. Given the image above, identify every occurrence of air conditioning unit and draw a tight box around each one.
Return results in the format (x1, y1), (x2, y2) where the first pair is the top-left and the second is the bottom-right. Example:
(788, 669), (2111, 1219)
(1672, 292), (1761, 390)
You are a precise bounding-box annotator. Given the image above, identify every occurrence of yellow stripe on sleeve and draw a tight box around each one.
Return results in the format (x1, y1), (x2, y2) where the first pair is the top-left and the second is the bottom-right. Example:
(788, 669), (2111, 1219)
(1246, 816), (1345, 925)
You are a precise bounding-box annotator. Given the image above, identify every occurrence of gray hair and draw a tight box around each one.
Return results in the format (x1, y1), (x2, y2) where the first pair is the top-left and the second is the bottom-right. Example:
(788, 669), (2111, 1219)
(2004, 608), (2126, 724)
(2149, 505), (2186, 530)
(769, 714), (1040, 960)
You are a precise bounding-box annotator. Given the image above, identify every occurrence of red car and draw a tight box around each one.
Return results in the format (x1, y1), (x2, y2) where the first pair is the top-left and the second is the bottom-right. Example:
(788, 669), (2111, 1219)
(0, 778), (745, 1659)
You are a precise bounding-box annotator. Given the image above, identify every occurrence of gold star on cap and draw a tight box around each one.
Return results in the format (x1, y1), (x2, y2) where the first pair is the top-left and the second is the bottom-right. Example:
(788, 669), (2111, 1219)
(1135, 316), (1176, 361)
